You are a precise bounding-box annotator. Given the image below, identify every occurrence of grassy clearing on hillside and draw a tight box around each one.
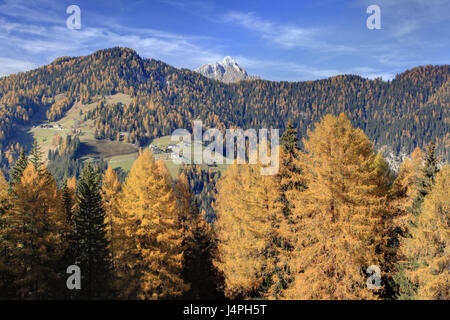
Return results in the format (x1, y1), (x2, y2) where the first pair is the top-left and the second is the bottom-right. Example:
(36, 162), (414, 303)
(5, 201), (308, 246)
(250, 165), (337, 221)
(29, 93), (137, 167)
(28, 93), (231, 177)
(106, 153), (139, 171)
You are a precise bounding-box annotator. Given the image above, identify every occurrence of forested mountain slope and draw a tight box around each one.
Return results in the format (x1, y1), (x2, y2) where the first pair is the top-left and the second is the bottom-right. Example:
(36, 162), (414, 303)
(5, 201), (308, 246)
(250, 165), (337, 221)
(0, 47), (448, 173)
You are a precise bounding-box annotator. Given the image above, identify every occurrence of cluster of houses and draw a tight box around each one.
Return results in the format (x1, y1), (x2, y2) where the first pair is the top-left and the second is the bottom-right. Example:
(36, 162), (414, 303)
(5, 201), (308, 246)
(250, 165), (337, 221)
(149, 141), (191, 162)
(148, 140), (218, 166)
(39, 123), (64, 130)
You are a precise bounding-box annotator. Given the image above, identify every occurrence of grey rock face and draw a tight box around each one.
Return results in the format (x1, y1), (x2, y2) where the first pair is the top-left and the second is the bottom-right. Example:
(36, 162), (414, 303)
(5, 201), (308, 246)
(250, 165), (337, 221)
(195, 56), (258, 83)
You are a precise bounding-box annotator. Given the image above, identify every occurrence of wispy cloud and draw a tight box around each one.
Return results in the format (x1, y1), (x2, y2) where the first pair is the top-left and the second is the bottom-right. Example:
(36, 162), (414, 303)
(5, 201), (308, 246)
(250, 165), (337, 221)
(223, 11), (313, 49)
(0, 1), (446, 81)
(0, 15), (225, 75)
(0, 0), (64, 24)
(358, 0), (450, 37)
(233, 56), (394, 81)
(350, 67), (394, 80)
(0, 57), (37, 77)
(223, 11), (353, 52)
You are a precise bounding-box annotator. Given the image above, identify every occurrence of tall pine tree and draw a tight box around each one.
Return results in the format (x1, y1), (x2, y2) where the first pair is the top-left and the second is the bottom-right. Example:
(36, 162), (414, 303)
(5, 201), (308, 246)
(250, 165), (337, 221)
(9, 149), (28, 187)
(271, 121), (307, 298)
(72, 164), (113, 299)
(411, 142), (439, 216)
(388, 148), (424, 299)
(175, 172), (221, 299)
(29, 141), (43, 171)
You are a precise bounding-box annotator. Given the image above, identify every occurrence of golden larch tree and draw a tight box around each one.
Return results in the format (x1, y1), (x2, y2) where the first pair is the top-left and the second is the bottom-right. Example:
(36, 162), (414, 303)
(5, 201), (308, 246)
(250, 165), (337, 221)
(101, 166), (121, 267)
(0, 164), (67, 299)
(402, 165), (449, 299)
(116, 149), (187, 299)
(214, 162), (279, 299)
(0, 170), (12, 298)
(284, 113), (388, 300)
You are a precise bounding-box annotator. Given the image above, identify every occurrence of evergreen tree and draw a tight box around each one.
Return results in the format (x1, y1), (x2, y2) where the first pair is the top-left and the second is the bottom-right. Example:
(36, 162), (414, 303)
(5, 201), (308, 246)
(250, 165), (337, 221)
(278, 120), (307, 216)
(175, 173), (221, 299)
(394, 143), (440, 299)
(388, 148), (424, 299)
(29, 140), (43, 171)
(59, 177), (77, 299)
(9, 149), (28, 187)
(72, 164), (113, 299)
(411, 142), (439, 216)
(280, 121), (298, 156)
(271, 121), (307, 298)
(62, 179), (76, 225)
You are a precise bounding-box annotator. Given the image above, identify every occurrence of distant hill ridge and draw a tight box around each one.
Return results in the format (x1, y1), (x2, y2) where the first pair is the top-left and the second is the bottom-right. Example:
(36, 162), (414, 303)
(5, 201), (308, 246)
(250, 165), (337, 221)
(0, 47), (448, 174)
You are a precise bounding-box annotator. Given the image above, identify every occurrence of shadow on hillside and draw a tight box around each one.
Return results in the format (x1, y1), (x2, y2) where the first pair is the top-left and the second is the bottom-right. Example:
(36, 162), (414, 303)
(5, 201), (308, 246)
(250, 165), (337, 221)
(78, 139), (139, 159)
(78, 141), (100, 157)
(13, 125), (37, 153)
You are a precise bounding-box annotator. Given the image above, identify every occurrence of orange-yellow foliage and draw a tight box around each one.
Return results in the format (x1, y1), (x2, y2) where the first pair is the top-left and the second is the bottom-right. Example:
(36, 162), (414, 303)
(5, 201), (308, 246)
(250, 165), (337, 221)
(115, 149), (187, 299)
(101, 166), (121, 267)
(403, 165), (449, 299)
(214, 162), (279, 299)
(0, 164), (67, 298)
(284, 113), (388, 299)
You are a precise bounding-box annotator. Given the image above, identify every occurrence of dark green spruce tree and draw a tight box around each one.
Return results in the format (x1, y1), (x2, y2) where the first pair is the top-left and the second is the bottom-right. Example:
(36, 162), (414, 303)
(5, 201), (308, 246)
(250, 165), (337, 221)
(59, 180), (76, 299)
(410, 142), (439, 216)
(29, 141), (44, 170)
(269, 121), (307, 298)
(279, 121), (306, 219)
(71, 164), (113, 299)
(9, 149), (28, 187)
(181, 200), (223, 299)
(280, 121), (299, 158)
(62, 182), (74, 225)
(394, 142), (440, 300)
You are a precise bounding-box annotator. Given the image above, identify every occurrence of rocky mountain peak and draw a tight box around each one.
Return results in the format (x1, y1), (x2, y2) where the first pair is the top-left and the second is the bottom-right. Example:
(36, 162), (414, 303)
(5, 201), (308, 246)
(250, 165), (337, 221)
(194, 56), (258, 83)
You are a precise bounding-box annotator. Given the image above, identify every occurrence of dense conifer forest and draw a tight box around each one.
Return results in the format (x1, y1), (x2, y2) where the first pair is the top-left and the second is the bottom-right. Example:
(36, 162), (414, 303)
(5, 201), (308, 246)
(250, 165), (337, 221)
(0, 48), (448, 300)
(0, 47), (448, 175)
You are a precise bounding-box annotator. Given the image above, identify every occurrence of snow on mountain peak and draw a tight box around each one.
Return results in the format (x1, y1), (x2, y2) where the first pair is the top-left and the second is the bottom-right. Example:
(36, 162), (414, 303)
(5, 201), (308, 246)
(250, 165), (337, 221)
(194, 56), (259, 83)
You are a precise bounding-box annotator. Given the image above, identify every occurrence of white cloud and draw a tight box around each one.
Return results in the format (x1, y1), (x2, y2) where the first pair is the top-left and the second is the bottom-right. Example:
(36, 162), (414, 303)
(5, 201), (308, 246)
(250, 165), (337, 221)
(0, 1), (440, 81)
(0, 57), (37, 77)
(350, 67), (394, 80)
(0, 16), (225, 75)
(0, 0), (64, 24)
(224, 11), (313, 49)
(234, 56), (395, 81)
(223, 11), (353, 52)
(358, 0), (450, 37)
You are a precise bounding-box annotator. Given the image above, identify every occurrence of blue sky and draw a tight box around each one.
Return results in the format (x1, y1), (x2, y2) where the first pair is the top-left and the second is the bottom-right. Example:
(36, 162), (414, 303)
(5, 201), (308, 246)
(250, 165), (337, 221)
(0, 0), (448, 81)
